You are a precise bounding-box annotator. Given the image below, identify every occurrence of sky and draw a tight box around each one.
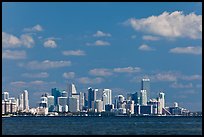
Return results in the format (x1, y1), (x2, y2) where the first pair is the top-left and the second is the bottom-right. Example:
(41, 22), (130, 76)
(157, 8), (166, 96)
(2, 2), (202, 111)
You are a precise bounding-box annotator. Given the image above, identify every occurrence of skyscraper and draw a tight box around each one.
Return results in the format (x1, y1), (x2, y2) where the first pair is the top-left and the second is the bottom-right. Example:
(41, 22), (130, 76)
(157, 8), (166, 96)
(58, 97), (68, 112)
(140, 90), (147, 106)
(23, 90), (29, 112)
(141, 78), (150, 101)
(51, 88), (62, 106)
(88, 87), (96, 109)
(67, 83), (77, 97)
(2, 92), (9, 101)
(158, 91), (165, 114)
(47, 95), (55, 112)
(103, 89), (112, 105)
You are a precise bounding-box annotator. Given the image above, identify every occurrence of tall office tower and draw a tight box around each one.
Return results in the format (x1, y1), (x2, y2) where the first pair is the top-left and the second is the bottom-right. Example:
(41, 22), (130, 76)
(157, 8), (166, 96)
(58, 97), (68, 112)
(47, 96), (55, 112)
(88, 87), (96, 109)
(51, 88), (62, 106)
(61, 90), (68, 97)
(132, 92), (139, 105)
(126, 100), (134, 114)
(102, 92), (108, 111)
(94, 100), (103, 112)
(95, 89), (101, 100)
(79, 92), (84, 111)
(2, 91), (9, 101)
(2, 101), (5, 114)
(140, 90), (147, 106)
(158, 92), (165, 115)
(68, 97), (79, 112)
(18, 94), (24, 111)
(23, 90), (29, 112)
(141, 78), (150, 101)
(103, 89), (112, 104)
(67, 83), (77, 97)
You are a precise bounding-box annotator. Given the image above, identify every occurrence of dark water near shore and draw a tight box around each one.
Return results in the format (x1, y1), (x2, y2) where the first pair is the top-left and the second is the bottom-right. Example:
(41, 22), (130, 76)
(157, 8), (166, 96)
(2, 116), (202, 135)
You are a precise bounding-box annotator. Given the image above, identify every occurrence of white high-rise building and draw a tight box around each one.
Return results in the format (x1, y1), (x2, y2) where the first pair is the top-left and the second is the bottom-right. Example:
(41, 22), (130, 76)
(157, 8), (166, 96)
(68, 97), (79, 112)
(23, 90), (29, 112)
(140, 90), (147, 106)
(94, 100), (103, 112)
(58, 97), (68, 112)
(158, 92), (165, 115)
(70, 83), (77, 96)
(19, 94), (24, 111)
(2, 92), (9, 101)
(103, 89), (112, 104)
(102, 92), (108, 111)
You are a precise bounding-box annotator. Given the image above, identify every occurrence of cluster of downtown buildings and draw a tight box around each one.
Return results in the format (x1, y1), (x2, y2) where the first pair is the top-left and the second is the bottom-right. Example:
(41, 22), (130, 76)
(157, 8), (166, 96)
(2, 78), (192, 116)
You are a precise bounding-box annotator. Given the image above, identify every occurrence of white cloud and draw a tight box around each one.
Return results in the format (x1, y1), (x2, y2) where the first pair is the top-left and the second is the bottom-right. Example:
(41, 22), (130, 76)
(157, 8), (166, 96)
(93, 30), (111, 37)
(20, 34), (35, 48)
(3, 50), (27, 60)
(138, 44), (155, 51)
(22, 72), (49, 78)
(169, 46), (202, 55)
(43, 39), (57, 48)
(89, 68), (113, 76)
(113, 67), (141, 73)
(150, 72), (179, 82)
(24, 24), (43, 32)
(86, 40), (110, 46)
(77, 77), (104, 84)
(10, 80), (56, 88)
(181, 75), (202, 81)
(3, 32), (34, 48)
(10, 81), (27, 87)
(170, 82), (193, 88)
(19, 60), (71, 70)
(63, 72), (75, 79)
(142, 35), (160, 41)
(62, 50), (86, 56)
(2, 32), (21, 48)
(125, 11), (202, 39)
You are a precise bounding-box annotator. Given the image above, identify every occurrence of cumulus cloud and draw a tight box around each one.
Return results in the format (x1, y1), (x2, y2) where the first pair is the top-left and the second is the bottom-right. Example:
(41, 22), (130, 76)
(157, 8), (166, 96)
(77, 77), (104, 84)
(89, 68), (113, 76)
(2, 32), (34, 48)
(2, 32), (21, 48)
(20, 34), (35, 48)
(62, 50), (86, 56)
(24, 24), (43, 32)
(125, 11), (202, 39)
(86, 40), (110, 46)
(22, 72), (49, 78)
(43, 39), (57, 48)
(93, 30), (111, 37)
(142, 35), (160, 41)
(138, 44), (155, 51)
(19, 60), (71, 70)
(169, 46), (202, 55)
(113, 67), (141, 73)
(63, 72), (75, 79)
(3, 50), (27, 60)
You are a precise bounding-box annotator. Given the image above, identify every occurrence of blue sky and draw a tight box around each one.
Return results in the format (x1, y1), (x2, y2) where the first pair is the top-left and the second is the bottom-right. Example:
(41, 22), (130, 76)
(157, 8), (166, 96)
(2, 2), (202, 111)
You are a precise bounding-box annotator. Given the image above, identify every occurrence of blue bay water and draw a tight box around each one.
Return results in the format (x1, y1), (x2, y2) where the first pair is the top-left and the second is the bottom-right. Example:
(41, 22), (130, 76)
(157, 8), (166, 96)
(2, 116), (202, 135)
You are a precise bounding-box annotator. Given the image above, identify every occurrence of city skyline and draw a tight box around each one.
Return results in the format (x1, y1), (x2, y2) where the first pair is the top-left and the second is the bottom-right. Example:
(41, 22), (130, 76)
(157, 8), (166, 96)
(2, 2), (202, 112)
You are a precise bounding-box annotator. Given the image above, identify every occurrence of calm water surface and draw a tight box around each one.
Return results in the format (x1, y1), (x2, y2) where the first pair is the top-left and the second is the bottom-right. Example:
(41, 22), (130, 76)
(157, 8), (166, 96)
(2, 116), (202, 135)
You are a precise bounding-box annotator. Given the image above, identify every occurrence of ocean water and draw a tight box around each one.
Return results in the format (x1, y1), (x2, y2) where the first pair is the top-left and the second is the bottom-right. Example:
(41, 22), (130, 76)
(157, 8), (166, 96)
(2, 116), (202, 135)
